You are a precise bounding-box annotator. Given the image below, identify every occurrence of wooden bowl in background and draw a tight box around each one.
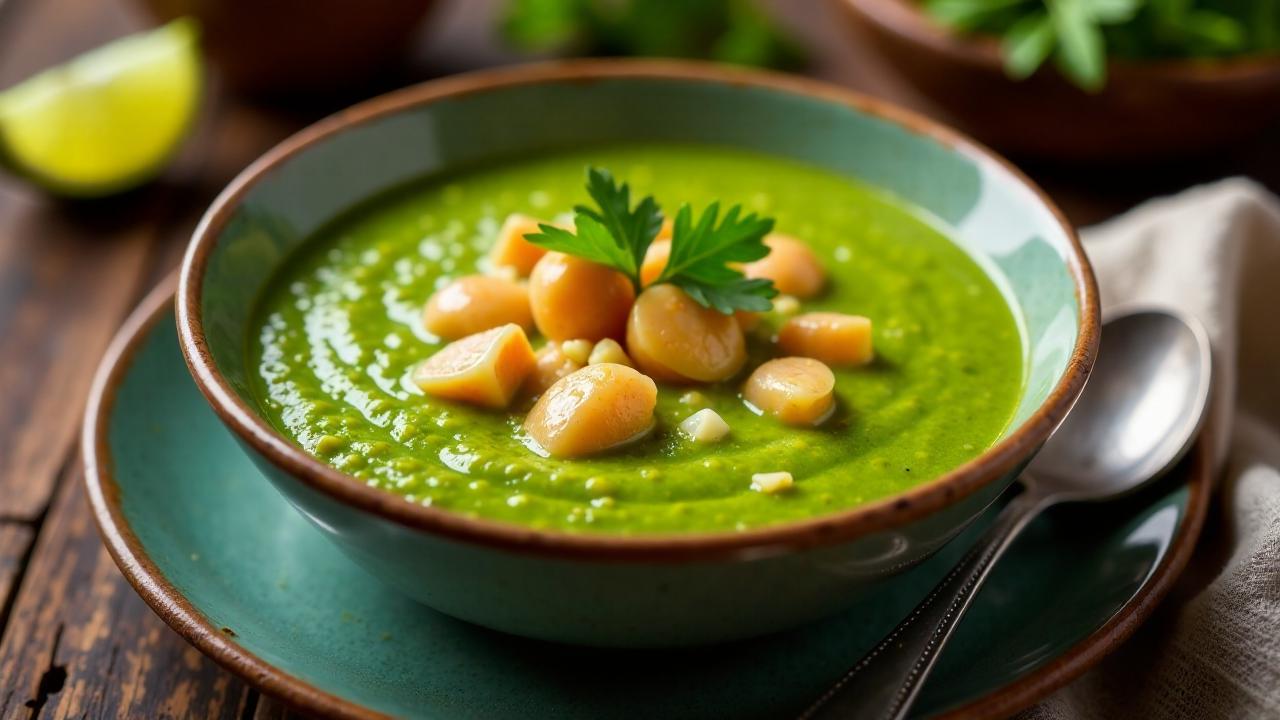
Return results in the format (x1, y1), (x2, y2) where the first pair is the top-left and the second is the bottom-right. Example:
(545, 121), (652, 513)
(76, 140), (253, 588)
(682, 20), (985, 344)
(836, 0), (1280, 163)
(138, 0), (438, 97)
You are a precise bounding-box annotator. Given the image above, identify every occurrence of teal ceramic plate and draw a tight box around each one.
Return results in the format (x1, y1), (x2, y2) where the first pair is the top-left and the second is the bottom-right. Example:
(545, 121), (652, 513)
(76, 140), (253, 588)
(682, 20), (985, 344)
(85, 282), (1209, 720)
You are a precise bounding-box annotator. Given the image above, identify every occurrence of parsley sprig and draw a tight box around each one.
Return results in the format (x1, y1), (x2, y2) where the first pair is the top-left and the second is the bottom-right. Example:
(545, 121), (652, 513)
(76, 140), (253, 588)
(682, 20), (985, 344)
(525, 168), (778, 314)
(925, 0), (1277, 91)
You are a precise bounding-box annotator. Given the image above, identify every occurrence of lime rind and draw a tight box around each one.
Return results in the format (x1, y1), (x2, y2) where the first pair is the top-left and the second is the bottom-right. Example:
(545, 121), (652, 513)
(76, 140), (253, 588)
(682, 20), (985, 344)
(0, 19), (201, 197)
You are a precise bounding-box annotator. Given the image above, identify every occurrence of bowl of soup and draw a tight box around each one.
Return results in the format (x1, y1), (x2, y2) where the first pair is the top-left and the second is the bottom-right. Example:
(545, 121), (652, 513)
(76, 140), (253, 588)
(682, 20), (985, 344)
(178, 60), (1098, 647)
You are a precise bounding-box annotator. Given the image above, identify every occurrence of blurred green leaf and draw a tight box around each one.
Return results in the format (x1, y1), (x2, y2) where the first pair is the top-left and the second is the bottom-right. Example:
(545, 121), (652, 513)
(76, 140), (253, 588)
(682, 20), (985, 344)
(926, 0), (1032, 30)
(503, 0), (589, 51)
(713, 2), (806, 69)
(1050, 0), (1107, 90)
(1181, 10), (1246, 51)
(1003, 11), (1056, 77)
(1082, 0), (1143, 22)
(501, 0), (805, 70)
(1255, 0), (1280, 50)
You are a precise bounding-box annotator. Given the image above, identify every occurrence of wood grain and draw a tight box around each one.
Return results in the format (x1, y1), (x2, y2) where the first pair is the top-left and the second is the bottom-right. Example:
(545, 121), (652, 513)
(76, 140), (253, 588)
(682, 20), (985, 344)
(0, 200), (165, 521)
(0, 0), (166, 523)
(0, 465), (252, 719)
(254, 695), (310, 720)
(0, 0), (296, 715)
(0, 524), (35, 629)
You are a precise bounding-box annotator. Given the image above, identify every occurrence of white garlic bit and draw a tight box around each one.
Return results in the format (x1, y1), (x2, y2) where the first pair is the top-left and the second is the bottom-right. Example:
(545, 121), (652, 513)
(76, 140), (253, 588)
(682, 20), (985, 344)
(588, 338), (632, 367)
(751, 471), (794, 494)
(679, 408), (731, 444)
(773, 295), (801, 315)
(560, 339), (593, 365)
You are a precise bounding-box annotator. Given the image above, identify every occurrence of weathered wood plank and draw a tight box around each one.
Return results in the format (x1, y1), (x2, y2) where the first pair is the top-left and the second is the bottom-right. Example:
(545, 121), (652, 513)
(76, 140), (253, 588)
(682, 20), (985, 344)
(0, 464), (252, 719)
(0, 523), (35, 628)
(0, 201), (164, 521)
(0, 0), (167, 523)
(253, 694), (314, 720)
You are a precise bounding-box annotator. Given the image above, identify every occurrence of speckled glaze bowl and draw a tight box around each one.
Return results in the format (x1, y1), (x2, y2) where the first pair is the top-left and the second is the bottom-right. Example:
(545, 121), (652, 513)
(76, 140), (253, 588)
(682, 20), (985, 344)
(178, 61), (1098, 648)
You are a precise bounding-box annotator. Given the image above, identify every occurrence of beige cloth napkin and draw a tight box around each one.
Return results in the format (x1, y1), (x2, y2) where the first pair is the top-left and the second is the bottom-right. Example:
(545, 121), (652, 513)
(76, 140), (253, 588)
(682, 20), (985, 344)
(1020, 178), (1280, 719)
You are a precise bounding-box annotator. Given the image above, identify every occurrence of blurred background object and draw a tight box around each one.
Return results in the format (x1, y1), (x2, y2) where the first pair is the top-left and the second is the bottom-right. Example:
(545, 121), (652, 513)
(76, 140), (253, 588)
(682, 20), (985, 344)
(0, 19), (200, 197)
(501, 0), (806, 70)
(838, 0), (1280, 162)
(136, 0), (439, 97)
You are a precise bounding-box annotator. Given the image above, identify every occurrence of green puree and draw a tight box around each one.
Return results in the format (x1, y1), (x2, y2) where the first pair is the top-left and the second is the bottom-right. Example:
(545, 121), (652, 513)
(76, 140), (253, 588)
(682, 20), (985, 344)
(252, 145), (1024, 534)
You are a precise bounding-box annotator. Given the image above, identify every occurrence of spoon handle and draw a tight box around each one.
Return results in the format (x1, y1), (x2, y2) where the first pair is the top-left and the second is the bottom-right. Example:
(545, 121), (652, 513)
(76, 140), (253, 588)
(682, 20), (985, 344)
(799, 487), (1053, 720)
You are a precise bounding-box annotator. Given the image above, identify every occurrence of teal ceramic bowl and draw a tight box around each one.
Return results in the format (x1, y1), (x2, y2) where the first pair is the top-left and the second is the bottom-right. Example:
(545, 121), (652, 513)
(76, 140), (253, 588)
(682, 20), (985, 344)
(177, 60), (1099, 648)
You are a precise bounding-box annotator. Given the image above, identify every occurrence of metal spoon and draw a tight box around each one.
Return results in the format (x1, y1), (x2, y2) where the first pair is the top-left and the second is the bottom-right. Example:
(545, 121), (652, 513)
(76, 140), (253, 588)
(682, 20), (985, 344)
(801, 307), (1212, 720)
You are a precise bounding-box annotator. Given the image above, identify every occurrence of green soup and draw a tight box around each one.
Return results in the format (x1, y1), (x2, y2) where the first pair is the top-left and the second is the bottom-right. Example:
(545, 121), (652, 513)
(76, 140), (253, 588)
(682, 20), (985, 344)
(251, 144), (1025, 534)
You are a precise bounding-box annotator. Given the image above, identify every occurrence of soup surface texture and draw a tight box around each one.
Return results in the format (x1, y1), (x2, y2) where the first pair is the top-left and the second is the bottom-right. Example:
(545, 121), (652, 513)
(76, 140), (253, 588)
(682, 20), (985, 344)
(252, 144), (1024, 533)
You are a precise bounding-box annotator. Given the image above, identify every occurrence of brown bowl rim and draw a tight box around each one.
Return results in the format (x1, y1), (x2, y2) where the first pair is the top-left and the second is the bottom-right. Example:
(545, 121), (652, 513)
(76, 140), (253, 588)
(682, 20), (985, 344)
(176, 59), (1100, 562)
(86, 278), (1207, 720)
(840, 0), (1280, 81)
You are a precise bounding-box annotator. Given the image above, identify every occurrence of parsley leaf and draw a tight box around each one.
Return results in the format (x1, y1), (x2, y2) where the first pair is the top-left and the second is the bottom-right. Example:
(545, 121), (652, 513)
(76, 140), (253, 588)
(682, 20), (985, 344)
(525, 214), (637, 273)
(524, 168), (661, 282)
(655, 202), (777, 313)
(925, 0), (1276, 91)
(576, 167), (664, 280)
(523, 167), (778, 314)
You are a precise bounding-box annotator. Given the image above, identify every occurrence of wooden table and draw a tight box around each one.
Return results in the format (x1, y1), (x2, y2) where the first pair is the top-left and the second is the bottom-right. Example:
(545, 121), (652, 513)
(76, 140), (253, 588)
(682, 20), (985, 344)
(1, 0), (1276, 717)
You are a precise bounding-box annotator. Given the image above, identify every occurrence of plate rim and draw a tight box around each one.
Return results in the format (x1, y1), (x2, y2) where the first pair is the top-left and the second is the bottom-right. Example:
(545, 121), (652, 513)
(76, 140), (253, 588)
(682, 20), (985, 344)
(83, 280), (1210, 720)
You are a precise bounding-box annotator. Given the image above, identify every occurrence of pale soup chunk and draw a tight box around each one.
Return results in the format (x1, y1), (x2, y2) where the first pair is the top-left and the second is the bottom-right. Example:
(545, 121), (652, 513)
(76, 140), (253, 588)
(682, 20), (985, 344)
(413, 324), (536, 408)
(489, 213), (549, 276)
(779, 312), (873, 366)
(422, 274), (533, 340)
(529, 252), (635, 341)
(589, 338), (632, 366)
(626, 284), (747, 383)
(743, 357), (836, 426)
(523, 364), (658, 458)
(524, 342), (583, 396)
(640, 239), (671, 286)
(743, 234), (825, 299)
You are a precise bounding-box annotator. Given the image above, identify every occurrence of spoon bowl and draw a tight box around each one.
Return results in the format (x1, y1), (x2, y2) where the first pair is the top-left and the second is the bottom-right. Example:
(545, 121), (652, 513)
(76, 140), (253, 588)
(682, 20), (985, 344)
(1031, 308), (1213, 501)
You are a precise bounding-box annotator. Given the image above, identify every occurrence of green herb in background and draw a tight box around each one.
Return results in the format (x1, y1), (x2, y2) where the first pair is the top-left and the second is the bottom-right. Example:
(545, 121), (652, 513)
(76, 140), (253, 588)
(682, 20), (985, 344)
(526, 168), (778, 313)
(924, 0), (1280, 90)
(502, 0), (806, 71)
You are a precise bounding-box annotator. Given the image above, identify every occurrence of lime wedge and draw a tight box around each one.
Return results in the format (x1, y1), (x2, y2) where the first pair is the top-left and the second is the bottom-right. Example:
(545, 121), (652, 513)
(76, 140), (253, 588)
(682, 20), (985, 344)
(0, 19), (201, 197)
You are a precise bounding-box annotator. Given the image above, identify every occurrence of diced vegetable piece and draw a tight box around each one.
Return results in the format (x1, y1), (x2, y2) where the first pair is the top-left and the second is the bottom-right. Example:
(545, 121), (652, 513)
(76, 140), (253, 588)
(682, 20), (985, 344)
(422, 274), (533, 340)
(561, 339), (593, 365)
(626, 284), (747, 383)
(413, 324), (536, 408)
(779, 312), (873, 366)
(487, 264), (520, 282)
(529, 251), (635, 341)
(524, 342), (583, 397)
(773, 295), (801, 315)
(742, 234), (826, 299)
(742, 357), (836, 426)
(657, 217), (674, 241)
(489, 213), (549, 276)
(588, 338), (632, 366)
(735, 311), (760, 332)
(640, 239), (671, 286)
(751, 471), (794, 494)
(679, 408), (730, 443)
(679, 390), (706, 406)
(523, 364), (657, 458)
